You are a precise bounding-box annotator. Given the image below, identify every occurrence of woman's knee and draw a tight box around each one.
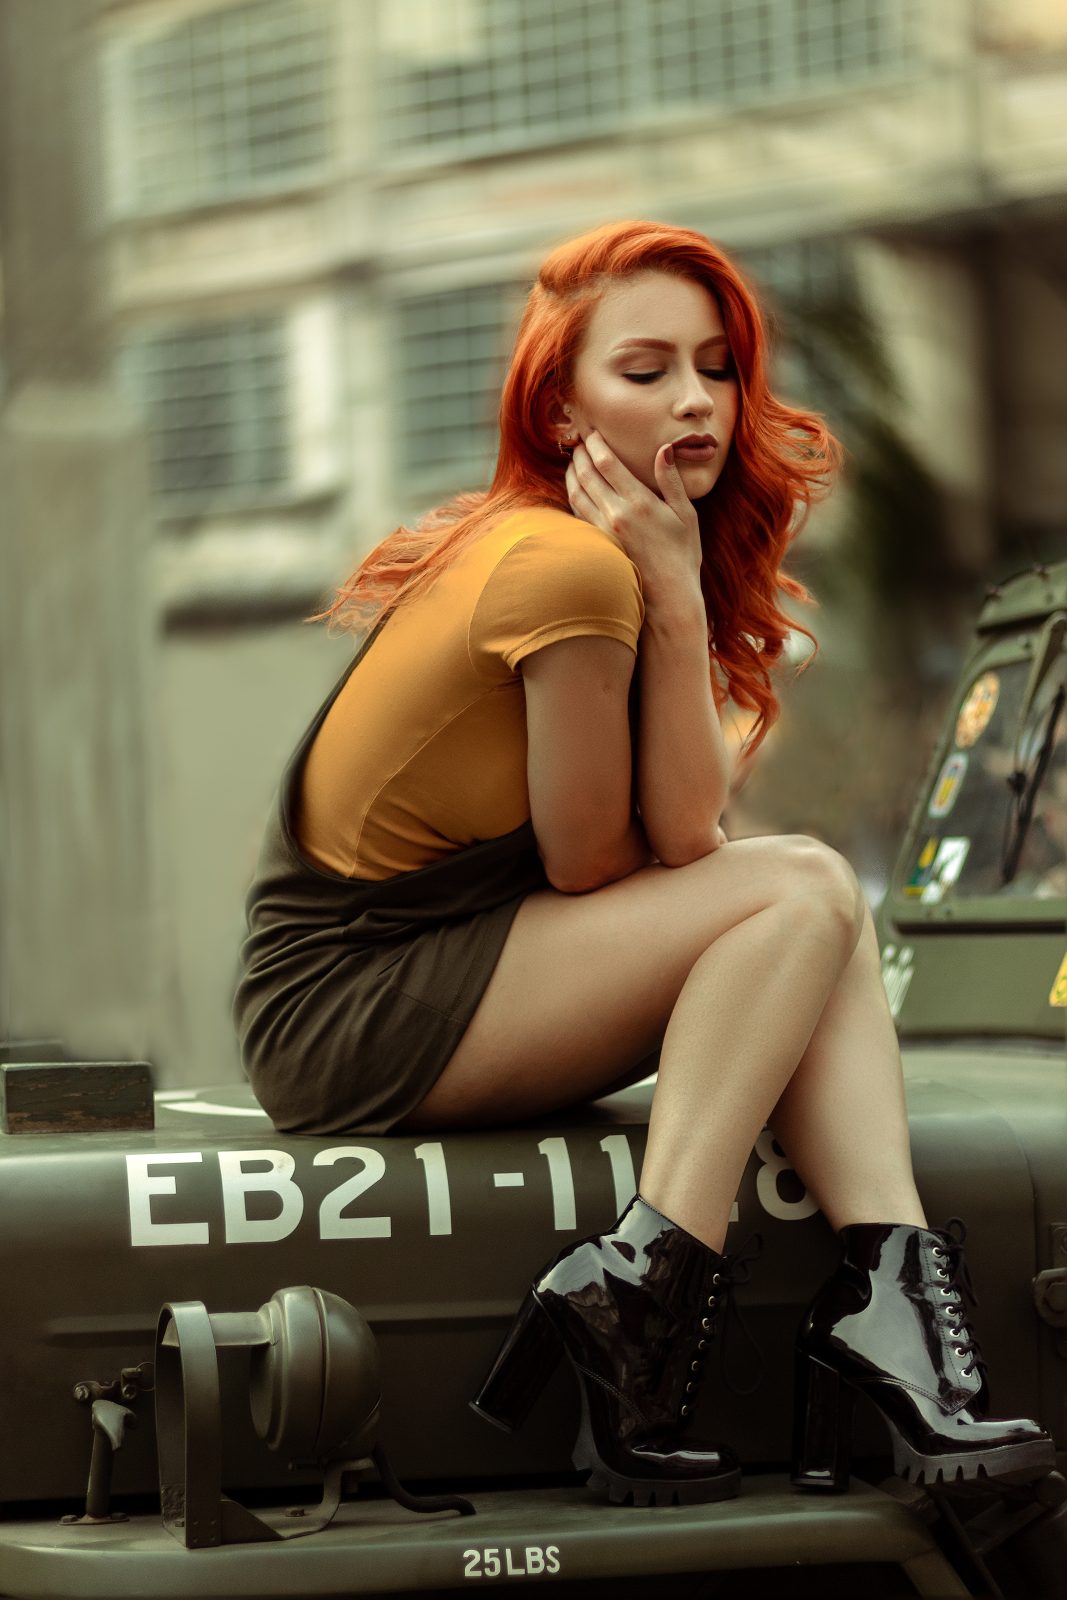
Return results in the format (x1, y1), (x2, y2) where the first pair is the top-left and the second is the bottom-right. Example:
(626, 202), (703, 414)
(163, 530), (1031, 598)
(764, 833), (866, 947)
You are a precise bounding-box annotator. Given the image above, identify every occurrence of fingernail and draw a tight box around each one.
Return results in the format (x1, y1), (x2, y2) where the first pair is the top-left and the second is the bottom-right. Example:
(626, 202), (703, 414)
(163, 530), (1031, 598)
(664, 445), (674, 466)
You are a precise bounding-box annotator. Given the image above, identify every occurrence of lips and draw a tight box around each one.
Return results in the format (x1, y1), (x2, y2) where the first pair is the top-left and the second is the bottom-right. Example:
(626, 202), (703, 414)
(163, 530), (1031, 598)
(671, 434), (718, 462)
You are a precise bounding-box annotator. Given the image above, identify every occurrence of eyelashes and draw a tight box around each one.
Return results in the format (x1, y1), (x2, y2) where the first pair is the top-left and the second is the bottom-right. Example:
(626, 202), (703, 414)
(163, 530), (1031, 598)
(623, 368), (734, 385)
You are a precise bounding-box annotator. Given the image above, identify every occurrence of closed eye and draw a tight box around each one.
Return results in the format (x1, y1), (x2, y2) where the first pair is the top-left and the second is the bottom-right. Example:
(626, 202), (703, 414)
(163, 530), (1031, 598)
(623, 368), (734, 384)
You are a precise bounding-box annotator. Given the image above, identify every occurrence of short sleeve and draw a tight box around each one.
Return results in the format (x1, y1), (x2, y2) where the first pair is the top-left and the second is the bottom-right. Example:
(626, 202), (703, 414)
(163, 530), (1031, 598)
(469, 521), (645, 680)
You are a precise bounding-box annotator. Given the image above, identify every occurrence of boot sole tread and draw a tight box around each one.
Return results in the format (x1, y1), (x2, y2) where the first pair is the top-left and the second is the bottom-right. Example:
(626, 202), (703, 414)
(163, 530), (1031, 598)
(893, 1436), (1057, 1488)
(585, 1464), (742, 1507)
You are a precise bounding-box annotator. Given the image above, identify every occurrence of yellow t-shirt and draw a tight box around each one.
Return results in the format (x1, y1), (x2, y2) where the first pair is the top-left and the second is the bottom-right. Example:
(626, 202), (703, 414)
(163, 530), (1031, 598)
(295, 506), (645, 879)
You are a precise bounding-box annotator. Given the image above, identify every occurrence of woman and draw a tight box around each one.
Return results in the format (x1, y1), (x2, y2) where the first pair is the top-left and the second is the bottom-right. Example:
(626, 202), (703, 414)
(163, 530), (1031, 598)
(234, 220), (1053, 1508)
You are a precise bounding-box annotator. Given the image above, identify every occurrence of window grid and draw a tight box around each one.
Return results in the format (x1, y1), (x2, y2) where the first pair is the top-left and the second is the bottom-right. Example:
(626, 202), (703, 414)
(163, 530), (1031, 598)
(382, 0), (631, 153)
(743, 237), (850, 308)
(128, 0), (331, 212)
(648, 0), (914, 107)
(396, 283), (519, 482)
(118, 317), (292, 508)
(740, 238), (854, 417)
(380, 0), (919, 157)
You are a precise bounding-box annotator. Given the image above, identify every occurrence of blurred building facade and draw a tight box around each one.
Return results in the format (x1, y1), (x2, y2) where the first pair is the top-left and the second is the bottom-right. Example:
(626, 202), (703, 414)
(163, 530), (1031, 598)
(82, 0), (1067, 1081)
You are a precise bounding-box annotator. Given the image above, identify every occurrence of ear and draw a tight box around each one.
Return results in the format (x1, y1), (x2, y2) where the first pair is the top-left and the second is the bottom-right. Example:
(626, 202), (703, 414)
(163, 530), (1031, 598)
(545, 390), (578, 443)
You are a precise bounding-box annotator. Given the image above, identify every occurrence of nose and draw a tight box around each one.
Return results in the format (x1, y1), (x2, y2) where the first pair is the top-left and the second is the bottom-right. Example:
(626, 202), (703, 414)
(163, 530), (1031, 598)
(672, 367), (715, 418)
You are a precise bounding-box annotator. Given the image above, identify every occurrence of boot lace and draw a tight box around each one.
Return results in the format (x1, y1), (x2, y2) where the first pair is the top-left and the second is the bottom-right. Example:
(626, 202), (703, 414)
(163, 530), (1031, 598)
(931, 1216), (988, 1385)
(680, 1232), (765, 1420)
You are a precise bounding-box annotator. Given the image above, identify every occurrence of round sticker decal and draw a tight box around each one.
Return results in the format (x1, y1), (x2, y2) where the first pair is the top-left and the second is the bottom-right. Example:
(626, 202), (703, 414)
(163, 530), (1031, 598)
(955, 673), (1000, 749)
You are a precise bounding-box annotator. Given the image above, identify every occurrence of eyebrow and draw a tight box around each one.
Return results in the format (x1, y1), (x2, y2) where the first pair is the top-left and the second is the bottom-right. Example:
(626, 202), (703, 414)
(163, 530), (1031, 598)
(610, 335), (730, 354)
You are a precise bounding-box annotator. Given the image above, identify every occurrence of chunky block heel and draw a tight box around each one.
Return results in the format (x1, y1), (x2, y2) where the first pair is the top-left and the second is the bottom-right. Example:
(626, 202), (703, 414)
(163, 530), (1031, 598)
(791, 1349), (855, 1493)
(469, 1289), (563, 1433)
(468, 1196), (750, 1503)
(791, 1221), (1055, 1493)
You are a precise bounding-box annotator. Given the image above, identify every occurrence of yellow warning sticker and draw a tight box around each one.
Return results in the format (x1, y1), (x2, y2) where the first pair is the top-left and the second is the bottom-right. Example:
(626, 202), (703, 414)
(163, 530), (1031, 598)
(1051, 953), (1067, 1008)
(929, 751), (968, 818)
(905, 837), (938, 896)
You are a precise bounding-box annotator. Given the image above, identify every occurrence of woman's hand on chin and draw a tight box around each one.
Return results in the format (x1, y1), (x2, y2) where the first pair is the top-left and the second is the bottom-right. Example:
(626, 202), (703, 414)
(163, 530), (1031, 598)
(564, 429), (703, 598)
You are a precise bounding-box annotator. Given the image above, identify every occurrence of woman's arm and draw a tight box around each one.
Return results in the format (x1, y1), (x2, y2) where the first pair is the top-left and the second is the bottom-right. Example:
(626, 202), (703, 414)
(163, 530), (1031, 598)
(522, 635), (658, 894)
(565, 429), (731, 868)
(636, 572), (732, 865)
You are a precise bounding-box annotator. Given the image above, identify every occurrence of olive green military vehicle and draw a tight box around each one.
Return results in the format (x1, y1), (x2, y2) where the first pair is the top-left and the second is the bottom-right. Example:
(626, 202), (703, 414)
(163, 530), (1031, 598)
(0, 562), (1065, 1600)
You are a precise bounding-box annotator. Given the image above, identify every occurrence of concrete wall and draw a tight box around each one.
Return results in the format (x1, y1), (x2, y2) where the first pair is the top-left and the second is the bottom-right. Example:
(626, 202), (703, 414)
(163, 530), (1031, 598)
(155, 617), (351, 1085)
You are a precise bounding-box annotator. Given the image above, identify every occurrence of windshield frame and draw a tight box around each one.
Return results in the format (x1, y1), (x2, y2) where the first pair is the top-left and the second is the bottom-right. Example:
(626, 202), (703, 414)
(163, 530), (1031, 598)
(887, 630), (1067, 931)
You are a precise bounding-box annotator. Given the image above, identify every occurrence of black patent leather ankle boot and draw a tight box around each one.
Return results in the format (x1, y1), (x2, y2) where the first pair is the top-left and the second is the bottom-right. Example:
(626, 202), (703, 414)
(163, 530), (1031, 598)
(471, 1194), (762, 1507)
(792, 1218), (1055, 1492)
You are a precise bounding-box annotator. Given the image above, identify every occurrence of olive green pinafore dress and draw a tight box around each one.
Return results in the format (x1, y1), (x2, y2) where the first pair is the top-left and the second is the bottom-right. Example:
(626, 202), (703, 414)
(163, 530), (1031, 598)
(232, 613), (551, 1135)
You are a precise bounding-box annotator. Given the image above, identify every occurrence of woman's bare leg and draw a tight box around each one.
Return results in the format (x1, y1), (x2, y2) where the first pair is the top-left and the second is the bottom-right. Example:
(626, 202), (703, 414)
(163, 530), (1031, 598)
(639, 896), (926, 1247)
(637, 894), (861, 1247)
(396, 835), (924, 1251)
(764, 902), (927, 1232)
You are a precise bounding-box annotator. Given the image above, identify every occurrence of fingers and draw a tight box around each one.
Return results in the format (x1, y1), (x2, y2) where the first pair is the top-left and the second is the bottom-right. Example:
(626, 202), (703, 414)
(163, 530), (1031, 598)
(651, 441), (688, 513)
(567, 438), (619, 528)
(564, 459), (600, 525)
(570, 438), (614, 501)
(567, 430), (694, 541)
(579, 430), (638, 497)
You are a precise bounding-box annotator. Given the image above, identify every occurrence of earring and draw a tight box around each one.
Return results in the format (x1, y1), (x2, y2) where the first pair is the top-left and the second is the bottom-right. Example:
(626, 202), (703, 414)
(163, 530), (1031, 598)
(558, 435), (578, 454)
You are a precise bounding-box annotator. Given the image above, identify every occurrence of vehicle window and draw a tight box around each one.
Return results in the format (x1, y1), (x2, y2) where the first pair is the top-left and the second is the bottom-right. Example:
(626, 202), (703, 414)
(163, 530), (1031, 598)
(902, 652), (1066, 902)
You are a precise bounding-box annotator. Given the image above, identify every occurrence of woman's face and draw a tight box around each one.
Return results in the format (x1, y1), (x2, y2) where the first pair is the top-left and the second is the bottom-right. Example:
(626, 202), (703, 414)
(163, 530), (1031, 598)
(558, 270), (740, 500)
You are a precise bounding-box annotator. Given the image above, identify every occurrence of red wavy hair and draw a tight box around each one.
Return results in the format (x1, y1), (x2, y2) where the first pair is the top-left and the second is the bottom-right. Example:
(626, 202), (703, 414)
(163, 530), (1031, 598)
(313, 219), (842, 752)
